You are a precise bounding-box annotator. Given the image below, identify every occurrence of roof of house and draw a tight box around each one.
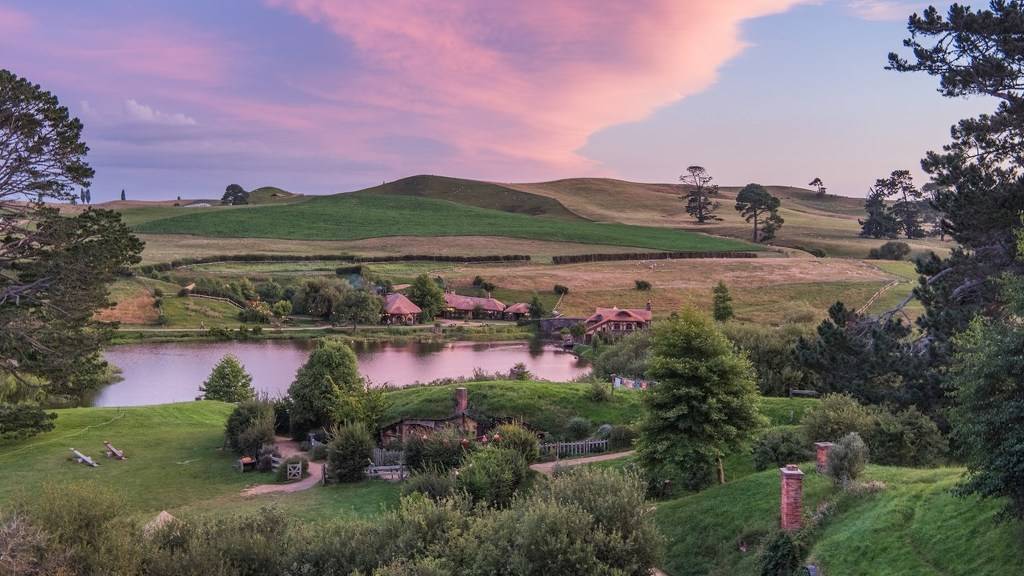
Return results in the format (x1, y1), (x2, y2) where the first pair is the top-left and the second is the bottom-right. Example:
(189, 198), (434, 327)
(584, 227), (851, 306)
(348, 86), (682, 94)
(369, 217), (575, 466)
(585, 307), (652, 331)
(505, 302), (531, 314)
(444, 292), (506, 312)
(383, 293), (422, 315)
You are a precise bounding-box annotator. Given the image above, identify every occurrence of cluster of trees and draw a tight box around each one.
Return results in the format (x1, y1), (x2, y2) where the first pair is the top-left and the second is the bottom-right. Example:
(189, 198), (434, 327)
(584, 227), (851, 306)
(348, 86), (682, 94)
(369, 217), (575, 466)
(859, 169), (936, 239)
(0, 69), (144, 438)
(221, 183), (249, 205)
(289, 277), (383, 328)
(678, 168), (785, 242)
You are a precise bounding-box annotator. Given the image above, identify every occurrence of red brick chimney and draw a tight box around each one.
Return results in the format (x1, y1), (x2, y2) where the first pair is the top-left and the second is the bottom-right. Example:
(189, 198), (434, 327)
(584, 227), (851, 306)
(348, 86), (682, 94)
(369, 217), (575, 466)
(779, 464), (804, 532)
(454, 387), (468, 415)
(814, 442), (834, 473)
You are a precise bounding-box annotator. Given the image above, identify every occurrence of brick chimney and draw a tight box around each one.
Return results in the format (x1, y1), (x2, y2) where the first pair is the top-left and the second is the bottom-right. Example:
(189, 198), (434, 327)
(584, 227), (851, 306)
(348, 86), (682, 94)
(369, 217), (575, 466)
(454, 387), (468, 415)
(779, 464), (804, 532)
(814, 442), (834, 473)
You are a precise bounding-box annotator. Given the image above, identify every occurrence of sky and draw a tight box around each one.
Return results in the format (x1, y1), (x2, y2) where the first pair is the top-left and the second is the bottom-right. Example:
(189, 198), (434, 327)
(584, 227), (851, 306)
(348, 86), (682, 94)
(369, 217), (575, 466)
(0, 0), (994, 201)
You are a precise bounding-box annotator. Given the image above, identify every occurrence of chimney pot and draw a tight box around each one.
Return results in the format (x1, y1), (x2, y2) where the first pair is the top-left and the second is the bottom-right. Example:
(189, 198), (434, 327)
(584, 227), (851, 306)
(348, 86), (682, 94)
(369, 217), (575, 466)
(814, 442), (834, 474)
(779, 464), (804, 532)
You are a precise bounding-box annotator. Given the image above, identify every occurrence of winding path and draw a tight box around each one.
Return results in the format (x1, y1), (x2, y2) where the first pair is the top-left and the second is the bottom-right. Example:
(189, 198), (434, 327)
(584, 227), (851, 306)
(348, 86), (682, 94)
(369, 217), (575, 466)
(241, 437), (323, 496)
(529, 450), (635, 476)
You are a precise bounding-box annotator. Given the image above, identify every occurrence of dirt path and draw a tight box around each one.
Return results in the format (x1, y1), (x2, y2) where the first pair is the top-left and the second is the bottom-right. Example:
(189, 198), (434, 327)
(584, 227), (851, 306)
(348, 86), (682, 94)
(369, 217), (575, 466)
(529, 450), (635, 476)
(240, 437), (323, 496)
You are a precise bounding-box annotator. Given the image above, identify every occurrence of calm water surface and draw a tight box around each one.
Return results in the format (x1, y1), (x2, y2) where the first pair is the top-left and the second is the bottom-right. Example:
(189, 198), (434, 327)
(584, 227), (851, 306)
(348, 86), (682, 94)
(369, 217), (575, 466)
(95, 340), (589, 407)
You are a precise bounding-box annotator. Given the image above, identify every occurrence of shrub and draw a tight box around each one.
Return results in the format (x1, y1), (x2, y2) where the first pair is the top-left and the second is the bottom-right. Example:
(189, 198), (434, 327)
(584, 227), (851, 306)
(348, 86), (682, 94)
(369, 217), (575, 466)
(403, 426), (470, 471)
(456, 447), (528, 507)
(256, 444), (279, 472)
(309, 442), (328, 461)
(153, 288), (164, 297)
(553, 284), (570, 295)
(751, 429), (813, 471)
(634, 279), (652, 291)
(800, 393), (875, 444)
(272, 299), (293, 317)
(507, 362), (532, 381)
(589, 380), (612, 402)
(758, 530), (803, 576)
(327, 422), (374, 483)
(609, 424), (637, 450)
(867, 406), (947, 466)
(401, 467), (455, 501)
(225, 398), (275, 456)
(868, 241), (911, 260)
(827, 432), (868, 487)
(272, 397), (292, 435)
(274, 455), (309, 482)
(566, 416), (593, 440)
(492, 422), (540, 463)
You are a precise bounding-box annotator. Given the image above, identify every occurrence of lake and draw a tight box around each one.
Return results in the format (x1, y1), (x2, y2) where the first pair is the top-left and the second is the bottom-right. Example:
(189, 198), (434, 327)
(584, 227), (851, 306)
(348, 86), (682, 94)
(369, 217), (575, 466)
(94, 339), (589, 407)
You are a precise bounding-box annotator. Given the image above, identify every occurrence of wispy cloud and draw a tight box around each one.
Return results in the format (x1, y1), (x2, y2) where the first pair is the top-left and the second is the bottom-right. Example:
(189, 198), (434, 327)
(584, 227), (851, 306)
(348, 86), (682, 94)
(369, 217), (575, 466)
(844, 0), (937, 21)
(124, 99), (198, 126)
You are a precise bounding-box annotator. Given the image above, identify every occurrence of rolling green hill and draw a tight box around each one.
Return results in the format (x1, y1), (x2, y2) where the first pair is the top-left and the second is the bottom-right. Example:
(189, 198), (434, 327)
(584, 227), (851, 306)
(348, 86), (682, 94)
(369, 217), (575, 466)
(362, 174), (583, 219)
(133, 192), (759, 252)
(248, 186), (303, 204)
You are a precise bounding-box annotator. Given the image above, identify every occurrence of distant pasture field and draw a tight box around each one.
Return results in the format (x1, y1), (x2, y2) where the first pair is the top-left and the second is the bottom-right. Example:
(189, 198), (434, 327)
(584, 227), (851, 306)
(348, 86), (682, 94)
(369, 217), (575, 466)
(131, 193), (759, 252)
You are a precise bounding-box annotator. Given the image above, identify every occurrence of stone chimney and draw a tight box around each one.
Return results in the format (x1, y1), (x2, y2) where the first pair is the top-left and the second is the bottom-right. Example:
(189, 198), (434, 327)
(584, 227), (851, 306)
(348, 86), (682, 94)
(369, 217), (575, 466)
(779, 464), (804, 532)
(814, 442), (834, 474)
(454, 387), (468, 415)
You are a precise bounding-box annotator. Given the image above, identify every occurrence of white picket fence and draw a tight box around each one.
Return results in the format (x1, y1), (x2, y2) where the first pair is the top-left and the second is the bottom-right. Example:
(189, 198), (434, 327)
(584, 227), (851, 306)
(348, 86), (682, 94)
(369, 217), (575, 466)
(540, 439), (608, 457)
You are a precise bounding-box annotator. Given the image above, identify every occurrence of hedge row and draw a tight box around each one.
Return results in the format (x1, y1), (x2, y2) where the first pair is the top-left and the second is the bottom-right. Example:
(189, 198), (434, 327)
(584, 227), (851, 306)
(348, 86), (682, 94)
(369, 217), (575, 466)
(550, 251), (758, 265)
(350, 254), (531, 263)
(137, 253), (356, 274)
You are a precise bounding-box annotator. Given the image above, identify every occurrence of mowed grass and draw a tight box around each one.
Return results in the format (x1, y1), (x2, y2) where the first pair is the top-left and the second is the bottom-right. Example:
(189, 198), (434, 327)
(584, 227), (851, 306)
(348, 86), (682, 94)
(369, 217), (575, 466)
(134, 193), (759, 252)
(0, 402), (399, 522)
(655, 464), (1024, 576)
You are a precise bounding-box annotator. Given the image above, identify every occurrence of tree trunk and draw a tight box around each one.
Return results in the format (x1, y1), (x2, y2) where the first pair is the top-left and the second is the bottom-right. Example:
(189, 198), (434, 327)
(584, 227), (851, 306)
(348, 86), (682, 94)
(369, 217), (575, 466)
(716, 456), (726, 484)
(752, 214), (759, 242)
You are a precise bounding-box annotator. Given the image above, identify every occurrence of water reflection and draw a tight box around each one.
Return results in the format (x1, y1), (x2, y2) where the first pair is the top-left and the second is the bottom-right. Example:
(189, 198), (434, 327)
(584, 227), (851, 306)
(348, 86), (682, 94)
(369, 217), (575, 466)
(95, 339), (590, 407)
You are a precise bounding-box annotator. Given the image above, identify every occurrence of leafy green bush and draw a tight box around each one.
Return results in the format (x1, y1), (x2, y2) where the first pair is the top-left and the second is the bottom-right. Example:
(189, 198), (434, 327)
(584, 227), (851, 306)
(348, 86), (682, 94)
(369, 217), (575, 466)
(566, 416), (593, 440)
(309, 442), (328, 461)
(827, 432), (868, 487)
(225, 398), (275, 456)
(591, 329), (650, 381)
(722, 323), (813, 397)
(327, 422), (374, 483)
(275, 455), (309, 482)
(751, 429), (813, 471)
(553, 284), (570, 295)
(800, 393), (876, 444)
(456, 447), (528, 507)
(589, 380), (613, 402)
(401, 467), (455, 501)
(868, 241), (911, 260)
(758, 530), (803, 576)
(0, 403), (56, 440)
(609, 424), (637, 450)
(200, 354), (254, 402)
(403, 426), (471, 471)
(491, 422), (540, 463)
(867, 406), (947, 466)
(634, 279), (652, 291)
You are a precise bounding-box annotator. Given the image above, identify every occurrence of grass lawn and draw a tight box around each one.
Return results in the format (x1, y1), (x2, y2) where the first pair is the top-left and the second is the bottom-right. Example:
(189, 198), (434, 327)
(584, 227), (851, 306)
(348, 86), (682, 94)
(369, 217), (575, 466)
(0, 402), (401, 523)
(133, 193), (759, 252)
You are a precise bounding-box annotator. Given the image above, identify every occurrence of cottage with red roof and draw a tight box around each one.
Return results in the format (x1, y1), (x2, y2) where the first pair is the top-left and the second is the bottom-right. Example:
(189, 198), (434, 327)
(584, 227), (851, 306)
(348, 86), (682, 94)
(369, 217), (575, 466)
(583, 303), (652, 342)
(382, 293), (422, 325)
(444, 291), (506, 320)
(504, 302), (531, 320)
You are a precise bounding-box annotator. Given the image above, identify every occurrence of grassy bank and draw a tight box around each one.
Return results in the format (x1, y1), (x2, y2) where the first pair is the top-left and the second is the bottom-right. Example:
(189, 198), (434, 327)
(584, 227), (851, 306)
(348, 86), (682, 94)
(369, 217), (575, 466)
(654, 463), (1024, 576)
(133, 193), (759, 252)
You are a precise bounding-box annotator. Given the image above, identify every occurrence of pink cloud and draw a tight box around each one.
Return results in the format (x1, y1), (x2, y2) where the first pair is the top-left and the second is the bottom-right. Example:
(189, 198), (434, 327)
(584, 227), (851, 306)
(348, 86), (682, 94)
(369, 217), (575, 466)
(267, 0), (809, 177)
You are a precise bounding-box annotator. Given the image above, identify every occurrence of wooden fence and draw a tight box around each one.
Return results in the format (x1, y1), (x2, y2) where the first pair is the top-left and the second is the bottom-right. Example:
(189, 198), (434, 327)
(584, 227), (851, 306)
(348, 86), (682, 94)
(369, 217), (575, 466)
(540, 439), (609, 457)
(372, 447), (404, 466)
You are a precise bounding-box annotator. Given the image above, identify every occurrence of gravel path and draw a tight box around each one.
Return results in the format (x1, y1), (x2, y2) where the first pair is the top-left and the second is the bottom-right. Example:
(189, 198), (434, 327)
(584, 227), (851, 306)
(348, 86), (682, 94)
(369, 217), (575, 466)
(529, 450), (635, 476)
(240, 437), (323, 496)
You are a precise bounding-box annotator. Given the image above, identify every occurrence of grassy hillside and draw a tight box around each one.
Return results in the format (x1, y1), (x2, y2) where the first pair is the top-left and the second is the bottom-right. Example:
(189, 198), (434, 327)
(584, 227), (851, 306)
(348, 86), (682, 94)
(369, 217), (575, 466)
(134, 193), (759, 252)
(248, 186), (302, 204)
(383, 381), (816, 437)
(655, 464), (1024, 576)
(363, 175), (583, 219)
